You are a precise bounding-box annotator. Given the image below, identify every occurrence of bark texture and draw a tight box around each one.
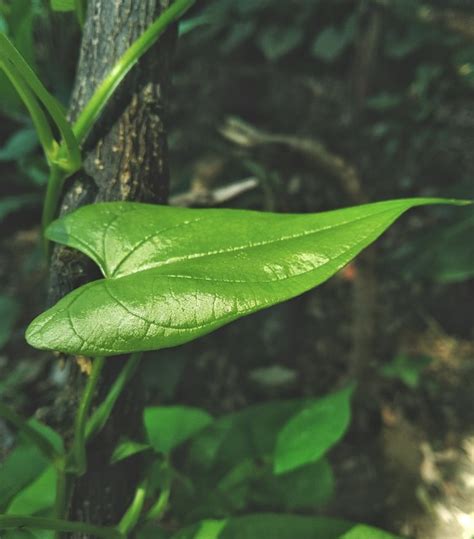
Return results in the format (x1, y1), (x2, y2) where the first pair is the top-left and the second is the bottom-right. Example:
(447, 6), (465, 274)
(45, 1), (176, 536)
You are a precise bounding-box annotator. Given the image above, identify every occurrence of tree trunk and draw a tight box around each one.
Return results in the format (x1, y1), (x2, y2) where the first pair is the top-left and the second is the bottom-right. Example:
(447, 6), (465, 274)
(46, 1), (176, 536)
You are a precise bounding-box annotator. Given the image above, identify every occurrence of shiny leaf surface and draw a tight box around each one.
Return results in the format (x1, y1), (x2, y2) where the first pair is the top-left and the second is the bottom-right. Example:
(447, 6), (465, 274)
(26, 199), (465, 356)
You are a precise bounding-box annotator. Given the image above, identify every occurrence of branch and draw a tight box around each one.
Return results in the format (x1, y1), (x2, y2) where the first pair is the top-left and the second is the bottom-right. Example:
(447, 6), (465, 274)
(169, 177), (259, 207)
(220, 117), (365, 203)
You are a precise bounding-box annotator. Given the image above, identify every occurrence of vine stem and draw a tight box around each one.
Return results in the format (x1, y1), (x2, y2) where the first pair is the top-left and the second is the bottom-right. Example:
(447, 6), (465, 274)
(0, 33), (81, 171)
(71, 356), (106, 475)
(72, 0), (196, 144)
(86, 352), (142, 441)
(42, 164), (66, 244)
(0, 57), (56, 163)
(0, 515), (125, 539)
(117, 479), (148, 535)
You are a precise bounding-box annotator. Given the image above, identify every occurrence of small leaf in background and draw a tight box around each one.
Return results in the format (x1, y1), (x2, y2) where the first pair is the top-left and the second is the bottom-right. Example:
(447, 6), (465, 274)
(366, 93), (402, 111)
(0, 295), (21, 349)
(250, 458), (334, 511)
(144, 406), (213, 455)
(274, 385), (355, 474)
(380, 355), (432, 389)
(50, 0), (74, 11)
(311, 15), (356, 62)
(179, 16), (214, 36)
(0, 128), (38, 161)
(4, 531), (39, 539)
(0, 0), (38, 115)
(0, 444), (48, 510)
(219, 22), (256, 55)
(172, 514), (352, 539)
(339, 524), (403, 539)
(400, 209), (474, 283)
(186, 400), (307, 480)
(110, 438), (151, 464)
(0, 195), (41, 224)
(257, 25), (304, 61)
(7, 465), (56, 515)
(248, 364), (297, 389)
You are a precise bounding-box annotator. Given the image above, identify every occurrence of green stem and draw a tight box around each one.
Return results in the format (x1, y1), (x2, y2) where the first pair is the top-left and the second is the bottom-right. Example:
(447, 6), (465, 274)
(75, 0), (86, 28)
(73, 0), (196, 144)
(0, 515), (124, 539)
(53, 465), (72, 517)
(146, 467), (171, 521)
(86, 352), (142, 441)
(0, 33), (81, 172)
(117, 479), (148, 535)
(42, 164), (66, 240)
(0, 402), (62, 464)
(0, 58), (57, 162)
(71, 356), (105, 475)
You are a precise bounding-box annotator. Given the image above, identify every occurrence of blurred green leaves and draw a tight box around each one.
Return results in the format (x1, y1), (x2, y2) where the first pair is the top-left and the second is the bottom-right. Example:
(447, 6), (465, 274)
(49, 0), (74, 12)
(257, 26), (304, 61)
(144, 406), (213, 455)
(0, 0), (39, 116)
(274, 385), (354, 474)
(311, 15), (356, 62)
(380, 355), (432, 389)
(0, 295), (20, 349)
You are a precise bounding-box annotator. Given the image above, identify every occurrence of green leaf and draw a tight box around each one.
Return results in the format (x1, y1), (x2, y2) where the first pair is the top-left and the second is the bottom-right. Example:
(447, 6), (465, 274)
(110, 439), (151, 464)
(172, 514), (352, 539)
(185, 400), (308, 481)
(0, 295), (21, 349)
(400, 208), (474, 283)
(25, 199), (467, 356)
(339, 524), (403, 539)
(257, 25), (304, 61)
(380, 355), (432, 389)
(0, 128), (38, 161)
(144, 406), (213, 455)
(50, 0), (75, 12)
(0, 195), (41, 224)
(7, 465), (56, 515)
(311, 16), (356, 62)
(250, 458), (334, 510)
(274, 385), (354, 474)
(0, 0), (38, 115)
(0, 421), (59, 511)
(0, 444), (48, 510)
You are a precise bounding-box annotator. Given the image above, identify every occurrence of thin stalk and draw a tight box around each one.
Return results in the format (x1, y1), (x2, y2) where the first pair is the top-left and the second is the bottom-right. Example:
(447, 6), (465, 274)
(75, 0), (86, 28)
(146, 487), (170, 521)
(0, 33), (81, 171)
(53, 464), (72, 518)
(71, 356), (105, 475)
(86, 352), (142, 441)
(0, 59), (56, 162)
(117, 479), (148, 535)
(0, 515), (124, 539)
(0, 402), (62, 464)
(42, 164), (66, 239)
(146, 467), (171, 521)
(73, 0), (196, 144)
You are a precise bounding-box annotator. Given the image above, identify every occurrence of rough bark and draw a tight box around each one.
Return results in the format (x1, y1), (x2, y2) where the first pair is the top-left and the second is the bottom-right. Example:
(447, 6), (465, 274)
(45, 1), (176, 536)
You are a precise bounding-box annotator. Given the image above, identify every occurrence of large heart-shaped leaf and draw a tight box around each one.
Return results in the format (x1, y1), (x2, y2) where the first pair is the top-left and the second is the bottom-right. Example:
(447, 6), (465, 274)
(26, 199), (465, 356)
